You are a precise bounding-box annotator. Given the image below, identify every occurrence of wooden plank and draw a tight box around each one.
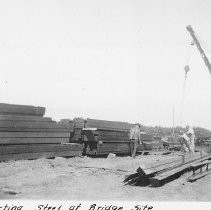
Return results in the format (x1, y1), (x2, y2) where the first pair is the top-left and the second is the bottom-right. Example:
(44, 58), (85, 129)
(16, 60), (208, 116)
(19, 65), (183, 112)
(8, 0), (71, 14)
(98, 143), (130, 152)
(97, 128), (130, 133)
(98, 135), (129, 140)
(58, 120), (75, 128)
(138, 152), (202, 176)
(97, 132), (154, 143)
(143, 143), (153, 150)
(0, 143), (82, 154)
(0, 132), (70, 138)
(100, 138), (130, 142)
(187, 171), (211, 182)
(86, 142), (144, 155)
(137, 150), (170, 156)
(102, 140), (131, 143)
(0, 128), (72, 132)
(0, 137), (69, 144)
(73, 118), (85, 128)
(0, 103), (45, 116)
(149, 155), (211, 187)
(98, 133), (129, 138)
(0, 121), (73, 129)
(73, 118), (85, 123)
(84, 129), (130, 142)
(124, 153), (210, 186)
(190, 160), (211, 168)
(140, 134), (154, 141)
(75, 122), (85, 129)
(86, 118), (133, 131)
(98, 130), (129, 136)
(143, 142), (163, 150)
(70, 128), (82, 142)
(0, 150), (82, 162)
(91, 127), (130, 132)
(0, 115), (52, 122)
(58, 119), (73, 124)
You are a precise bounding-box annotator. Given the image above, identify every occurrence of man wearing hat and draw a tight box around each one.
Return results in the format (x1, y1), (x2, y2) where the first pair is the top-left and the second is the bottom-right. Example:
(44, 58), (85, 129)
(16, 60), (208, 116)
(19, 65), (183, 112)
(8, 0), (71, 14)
(180, 126), (195, 153)
(186, 126), (195, 153)
(129, 123), (142, 158)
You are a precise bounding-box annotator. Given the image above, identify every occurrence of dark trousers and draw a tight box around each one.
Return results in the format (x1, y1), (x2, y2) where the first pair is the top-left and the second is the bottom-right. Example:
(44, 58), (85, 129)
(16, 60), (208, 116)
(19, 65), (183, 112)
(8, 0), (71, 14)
(130, 139), (138, 158)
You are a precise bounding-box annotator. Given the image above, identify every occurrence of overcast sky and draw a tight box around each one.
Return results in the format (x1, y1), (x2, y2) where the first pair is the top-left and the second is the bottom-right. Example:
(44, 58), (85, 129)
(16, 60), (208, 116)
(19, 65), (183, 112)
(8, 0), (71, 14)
(1, 0), (211, 129)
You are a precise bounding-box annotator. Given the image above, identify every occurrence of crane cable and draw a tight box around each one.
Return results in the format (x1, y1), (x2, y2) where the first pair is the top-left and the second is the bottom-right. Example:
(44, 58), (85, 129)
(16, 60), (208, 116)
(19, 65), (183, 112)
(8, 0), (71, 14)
(179, 42), (192, 125)
(179, 32), (210, 126)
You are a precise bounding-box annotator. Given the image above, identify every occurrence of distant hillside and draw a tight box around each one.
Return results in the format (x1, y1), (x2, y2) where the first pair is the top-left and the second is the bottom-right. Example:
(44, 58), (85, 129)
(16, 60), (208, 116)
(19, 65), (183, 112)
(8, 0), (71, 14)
(143, 125), (211, 145)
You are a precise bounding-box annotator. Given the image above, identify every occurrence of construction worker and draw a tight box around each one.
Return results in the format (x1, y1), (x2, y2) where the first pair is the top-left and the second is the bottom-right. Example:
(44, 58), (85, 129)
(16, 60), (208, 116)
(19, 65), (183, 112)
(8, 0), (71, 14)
(186, 126), (195, 153)
(129, 123), (142, 158)
(178, 132), (189, 153)
(181, 132), (191, 152)
(180, 126), (195, 153)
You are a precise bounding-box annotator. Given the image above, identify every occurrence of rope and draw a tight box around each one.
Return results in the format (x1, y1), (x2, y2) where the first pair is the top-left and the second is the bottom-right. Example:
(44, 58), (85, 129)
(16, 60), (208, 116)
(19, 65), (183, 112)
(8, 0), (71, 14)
(179, 74), (187, 125)
(179, 43), (192, 125)
(186, 42), (192, 65)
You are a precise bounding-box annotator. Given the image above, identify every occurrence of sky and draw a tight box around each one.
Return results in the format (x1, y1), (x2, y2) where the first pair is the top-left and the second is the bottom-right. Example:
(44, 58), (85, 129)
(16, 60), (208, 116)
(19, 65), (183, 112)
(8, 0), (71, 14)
(1, 0), (211, 129)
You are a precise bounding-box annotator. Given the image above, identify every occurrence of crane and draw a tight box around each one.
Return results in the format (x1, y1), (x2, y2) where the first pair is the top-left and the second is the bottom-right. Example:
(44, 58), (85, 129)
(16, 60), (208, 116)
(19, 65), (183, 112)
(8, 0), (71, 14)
(186, 25), (211, 75)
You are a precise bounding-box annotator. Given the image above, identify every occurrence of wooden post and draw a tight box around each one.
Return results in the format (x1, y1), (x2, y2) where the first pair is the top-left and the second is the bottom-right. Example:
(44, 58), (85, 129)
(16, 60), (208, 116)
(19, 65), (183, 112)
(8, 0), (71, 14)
(182, 155), (185, 164)
(193, 168), (195, 176)
(200, 166), (203, 173)
(200, 149), (203, 158)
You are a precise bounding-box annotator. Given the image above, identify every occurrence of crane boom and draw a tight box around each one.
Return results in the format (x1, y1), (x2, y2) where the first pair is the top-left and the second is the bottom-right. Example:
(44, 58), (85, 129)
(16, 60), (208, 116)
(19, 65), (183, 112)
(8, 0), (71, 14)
(186, 25), (211, 74)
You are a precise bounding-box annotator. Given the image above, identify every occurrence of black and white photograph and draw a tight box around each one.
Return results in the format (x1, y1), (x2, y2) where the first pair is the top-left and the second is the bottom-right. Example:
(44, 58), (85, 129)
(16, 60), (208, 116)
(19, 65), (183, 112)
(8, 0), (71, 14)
(0, 0), (211, 206)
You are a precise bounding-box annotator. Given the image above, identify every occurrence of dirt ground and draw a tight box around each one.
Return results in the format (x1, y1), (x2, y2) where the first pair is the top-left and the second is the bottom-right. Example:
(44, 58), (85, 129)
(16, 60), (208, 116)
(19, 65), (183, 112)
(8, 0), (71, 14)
(0, 153), (210, 201)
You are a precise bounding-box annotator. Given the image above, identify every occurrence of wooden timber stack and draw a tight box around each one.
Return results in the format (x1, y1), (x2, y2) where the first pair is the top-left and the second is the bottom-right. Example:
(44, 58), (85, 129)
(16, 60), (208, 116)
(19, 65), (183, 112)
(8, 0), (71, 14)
(141, 134), (163, 150)
(68, 118), (163, 155)
(0, 103), (82, 161)
(124, 151), (211, 187)
(70, 118), (85, 143)
(80, 118), (145, 155)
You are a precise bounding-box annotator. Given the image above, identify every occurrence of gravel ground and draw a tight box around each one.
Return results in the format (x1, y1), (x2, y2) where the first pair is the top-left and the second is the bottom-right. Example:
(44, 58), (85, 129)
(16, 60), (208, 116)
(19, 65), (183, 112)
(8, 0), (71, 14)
(0, 153), (210, 201)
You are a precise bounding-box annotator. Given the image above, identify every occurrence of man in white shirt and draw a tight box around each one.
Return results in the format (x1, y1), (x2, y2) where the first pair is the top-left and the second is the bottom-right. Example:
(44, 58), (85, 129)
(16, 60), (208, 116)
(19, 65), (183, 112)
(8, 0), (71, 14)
(181, 126), (195, 153)
(129, 124), (142, 158)
(186, 126), (195, 153)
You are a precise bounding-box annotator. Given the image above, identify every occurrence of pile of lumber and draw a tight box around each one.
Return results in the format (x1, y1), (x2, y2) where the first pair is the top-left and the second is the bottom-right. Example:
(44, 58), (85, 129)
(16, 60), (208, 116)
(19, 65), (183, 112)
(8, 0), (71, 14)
(68, 117), (164, 155)
(124, 151), (211, 187)
(85, 118), (133, 131)
(70, 118), (85, 142)
(84, 128), (145, 155)
(81, 118), (145, 155)
(141, 134), (163, 150)
(0, 103), (82, 161)
(68, 118), (165, 155)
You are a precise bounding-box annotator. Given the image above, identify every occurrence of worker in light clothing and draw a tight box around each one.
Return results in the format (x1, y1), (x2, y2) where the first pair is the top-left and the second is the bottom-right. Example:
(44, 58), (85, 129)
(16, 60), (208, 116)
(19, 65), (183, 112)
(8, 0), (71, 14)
(186, 126), (195, 153)
(181, 133), (191, 152)
(181, 126), (195, 153)
(178, 135), (188, 153)
(129, 124), (142, 158)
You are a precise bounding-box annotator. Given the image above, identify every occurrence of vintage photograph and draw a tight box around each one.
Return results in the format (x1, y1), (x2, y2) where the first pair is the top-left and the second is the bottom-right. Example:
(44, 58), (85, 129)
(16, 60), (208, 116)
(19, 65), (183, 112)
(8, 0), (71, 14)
(0, 0), (211, 202)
